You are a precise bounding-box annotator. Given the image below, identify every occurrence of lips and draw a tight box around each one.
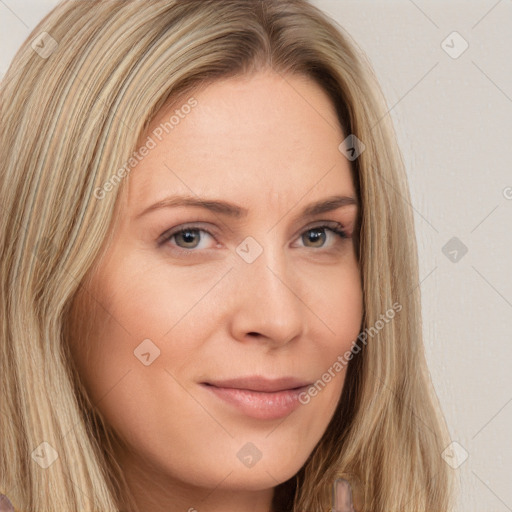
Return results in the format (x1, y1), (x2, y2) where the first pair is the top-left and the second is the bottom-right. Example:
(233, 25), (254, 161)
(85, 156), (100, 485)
(200, 376), (312, 420)
(204, 376), (311, 392)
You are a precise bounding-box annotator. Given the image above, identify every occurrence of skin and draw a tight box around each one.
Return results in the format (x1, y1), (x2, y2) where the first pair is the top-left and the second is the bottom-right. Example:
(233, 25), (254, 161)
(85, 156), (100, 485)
(70, 69), (363, 512)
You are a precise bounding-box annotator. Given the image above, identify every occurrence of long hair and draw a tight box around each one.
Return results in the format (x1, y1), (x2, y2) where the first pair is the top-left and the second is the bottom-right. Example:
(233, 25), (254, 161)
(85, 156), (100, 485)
(0, 1), (454, 510)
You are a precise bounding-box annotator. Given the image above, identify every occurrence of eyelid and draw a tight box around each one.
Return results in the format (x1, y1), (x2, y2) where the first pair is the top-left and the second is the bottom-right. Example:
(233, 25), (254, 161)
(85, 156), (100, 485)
(300, 220), (347, 234)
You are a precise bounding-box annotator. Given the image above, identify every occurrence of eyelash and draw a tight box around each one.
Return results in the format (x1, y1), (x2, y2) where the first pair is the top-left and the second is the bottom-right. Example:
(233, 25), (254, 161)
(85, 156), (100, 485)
(158, 222), (348, 255)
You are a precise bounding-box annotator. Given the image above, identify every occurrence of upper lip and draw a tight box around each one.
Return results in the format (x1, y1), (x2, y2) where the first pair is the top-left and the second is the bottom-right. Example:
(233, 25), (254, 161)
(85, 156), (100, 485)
(202, 376), (311, 392)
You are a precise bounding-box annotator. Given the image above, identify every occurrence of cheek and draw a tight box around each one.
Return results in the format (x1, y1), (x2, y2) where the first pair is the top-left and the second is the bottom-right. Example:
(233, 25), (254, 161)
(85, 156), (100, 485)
(94, 257), (218, 341)
(302, 253), (363, 348)
(71, 255), (221, 417)
(299, 257), (363, 392)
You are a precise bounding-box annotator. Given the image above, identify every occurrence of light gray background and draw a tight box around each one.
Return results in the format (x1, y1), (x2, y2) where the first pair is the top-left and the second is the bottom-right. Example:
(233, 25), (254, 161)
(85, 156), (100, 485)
(1, 1), (511, 511)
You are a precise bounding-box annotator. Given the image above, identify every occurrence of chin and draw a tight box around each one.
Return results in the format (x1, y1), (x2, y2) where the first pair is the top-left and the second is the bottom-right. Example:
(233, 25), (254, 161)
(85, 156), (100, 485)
(210, 464), (299, 491)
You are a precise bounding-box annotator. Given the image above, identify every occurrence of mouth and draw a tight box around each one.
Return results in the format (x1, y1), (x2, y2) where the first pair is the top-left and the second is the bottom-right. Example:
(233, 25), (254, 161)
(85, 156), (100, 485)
(200, 376), (312, 420)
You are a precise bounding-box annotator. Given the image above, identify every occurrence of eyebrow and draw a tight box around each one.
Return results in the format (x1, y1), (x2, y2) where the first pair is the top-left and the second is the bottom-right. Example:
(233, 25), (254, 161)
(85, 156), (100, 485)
(135, 194), (358, 219)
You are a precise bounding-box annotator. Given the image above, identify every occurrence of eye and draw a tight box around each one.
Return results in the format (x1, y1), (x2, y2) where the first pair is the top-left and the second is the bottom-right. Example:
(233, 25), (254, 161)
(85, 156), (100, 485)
(298, 223), (347, 249)
(158, 226), (216, 251)
(158, 222), (348, 254)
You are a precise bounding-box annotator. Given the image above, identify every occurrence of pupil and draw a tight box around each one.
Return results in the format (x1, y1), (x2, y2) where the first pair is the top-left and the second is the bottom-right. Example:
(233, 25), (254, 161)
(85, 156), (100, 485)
(307, 228), (325, 246)
(180, 230), (198, 247)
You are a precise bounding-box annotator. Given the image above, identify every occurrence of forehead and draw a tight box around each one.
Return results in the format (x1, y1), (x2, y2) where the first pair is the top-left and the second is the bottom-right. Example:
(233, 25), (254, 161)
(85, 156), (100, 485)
(125, 70), (355, 213)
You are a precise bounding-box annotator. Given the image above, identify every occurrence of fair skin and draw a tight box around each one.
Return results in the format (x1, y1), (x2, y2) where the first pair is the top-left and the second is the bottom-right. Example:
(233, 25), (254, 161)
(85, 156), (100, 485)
(71, 70), (363, 512)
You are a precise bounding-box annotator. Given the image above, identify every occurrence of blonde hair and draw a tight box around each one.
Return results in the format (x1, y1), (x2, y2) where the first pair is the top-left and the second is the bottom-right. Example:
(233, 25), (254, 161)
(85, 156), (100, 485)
(0, 1), (454, 510)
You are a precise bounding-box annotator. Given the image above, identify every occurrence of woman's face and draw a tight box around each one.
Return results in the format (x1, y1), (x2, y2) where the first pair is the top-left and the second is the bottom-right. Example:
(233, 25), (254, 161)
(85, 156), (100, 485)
(71, 70), (363, 509)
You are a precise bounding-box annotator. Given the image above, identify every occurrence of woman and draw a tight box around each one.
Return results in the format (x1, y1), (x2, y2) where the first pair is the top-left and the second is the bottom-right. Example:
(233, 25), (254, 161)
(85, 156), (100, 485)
(0, 1), (454, 510)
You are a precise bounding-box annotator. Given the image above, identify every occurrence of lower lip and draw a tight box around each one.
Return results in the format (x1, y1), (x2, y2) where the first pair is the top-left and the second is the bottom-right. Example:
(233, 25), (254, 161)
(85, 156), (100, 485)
(202, 384), (309, 420)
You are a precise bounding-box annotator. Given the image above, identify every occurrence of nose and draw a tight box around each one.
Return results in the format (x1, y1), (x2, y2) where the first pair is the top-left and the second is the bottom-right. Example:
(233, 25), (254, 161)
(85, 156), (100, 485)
(227, 244), (305, 348)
